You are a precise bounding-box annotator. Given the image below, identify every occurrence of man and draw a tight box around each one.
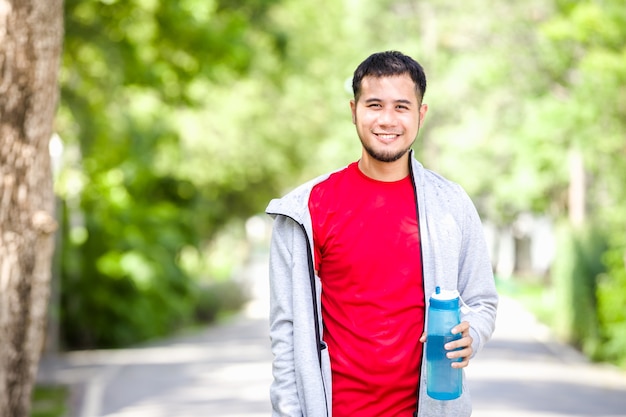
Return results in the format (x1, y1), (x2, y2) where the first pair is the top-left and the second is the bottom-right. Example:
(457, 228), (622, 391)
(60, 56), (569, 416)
(266, 51), (498, 417)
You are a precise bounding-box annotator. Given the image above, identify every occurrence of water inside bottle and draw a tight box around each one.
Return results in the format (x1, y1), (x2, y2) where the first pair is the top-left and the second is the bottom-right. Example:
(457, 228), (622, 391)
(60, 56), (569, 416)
(426, 334), (462, 400)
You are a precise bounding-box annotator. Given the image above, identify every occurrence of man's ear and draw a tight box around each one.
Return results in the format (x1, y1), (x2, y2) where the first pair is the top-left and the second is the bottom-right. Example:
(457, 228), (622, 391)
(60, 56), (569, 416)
(419, 103), (428, 127)
(350, 99), (356, 124)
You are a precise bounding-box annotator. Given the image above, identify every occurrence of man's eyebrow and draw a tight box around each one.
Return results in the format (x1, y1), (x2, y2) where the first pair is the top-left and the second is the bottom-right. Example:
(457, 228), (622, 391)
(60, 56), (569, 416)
(364, 98), (414, 105)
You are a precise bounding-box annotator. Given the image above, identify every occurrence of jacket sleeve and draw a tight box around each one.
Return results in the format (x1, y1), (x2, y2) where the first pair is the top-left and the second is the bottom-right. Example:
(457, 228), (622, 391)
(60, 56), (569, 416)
(268, 215), (303, 416)
(456, 188), (499, 358)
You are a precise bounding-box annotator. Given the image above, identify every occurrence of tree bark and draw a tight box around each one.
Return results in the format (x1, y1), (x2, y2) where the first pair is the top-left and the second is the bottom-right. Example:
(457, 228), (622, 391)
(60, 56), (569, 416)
(0, 1), (63, 416)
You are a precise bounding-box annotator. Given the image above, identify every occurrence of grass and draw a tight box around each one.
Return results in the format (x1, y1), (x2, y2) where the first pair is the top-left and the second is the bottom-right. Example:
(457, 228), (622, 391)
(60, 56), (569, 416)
(31, 385), (68, 417)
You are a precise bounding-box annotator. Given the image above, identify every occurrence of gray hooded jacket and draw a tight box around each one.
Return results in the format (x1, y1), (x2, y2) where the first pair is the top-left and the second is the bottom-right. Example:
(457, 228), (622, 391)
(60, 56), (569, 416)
(265, 152), (498, 417)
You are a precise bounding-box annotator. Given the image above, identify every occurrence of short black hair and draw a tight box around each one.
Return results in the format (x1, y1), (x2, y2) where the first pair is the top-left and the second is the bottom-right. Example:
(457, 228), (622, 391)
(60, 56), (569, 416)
(352, 51), (427, 102)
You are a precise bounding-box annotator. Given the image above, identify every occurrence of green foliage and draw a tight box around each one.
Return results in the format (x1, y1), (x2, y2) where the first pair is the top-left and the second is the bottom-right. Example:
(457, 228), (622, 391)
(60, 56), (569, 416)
(551, 222), (607, 352)
(194, 281), (250, 323)
(30, 385), (67, 417)
(57, 0), (291, 348)
(539, 0), (626, 365)
(596, 226), (626, 366)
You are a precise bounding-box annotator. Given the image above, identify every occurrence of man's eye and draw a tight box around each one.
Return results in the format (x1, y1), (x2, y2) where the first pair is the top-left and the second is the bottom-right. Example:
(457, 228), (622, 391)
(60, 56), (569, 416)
(368, 103), (382, 108)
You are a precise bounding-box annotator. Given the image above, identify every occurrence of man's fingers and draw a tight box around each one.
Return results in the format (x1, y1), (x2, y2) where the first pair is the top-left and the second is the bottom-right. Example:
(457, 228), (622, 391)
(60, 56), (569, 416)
(451, 321), (470, 336)
(444, 334), (473, 351)
(445, 334), (473, 369)
(451, 355), (470, 368)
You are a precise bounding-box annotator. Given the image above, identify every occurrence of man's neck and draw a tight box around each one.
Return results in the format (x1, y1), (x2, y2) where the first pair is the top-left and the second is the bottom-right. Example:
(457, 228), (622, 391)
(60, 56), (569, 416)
(358, 154), (410, 182)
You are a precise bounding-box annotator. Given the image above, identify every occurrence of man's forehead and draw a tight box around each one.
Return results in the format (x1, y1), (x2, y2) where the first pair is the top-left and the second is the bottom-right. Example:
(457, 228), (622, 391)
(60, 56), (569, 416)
(359, 75), (421, 101)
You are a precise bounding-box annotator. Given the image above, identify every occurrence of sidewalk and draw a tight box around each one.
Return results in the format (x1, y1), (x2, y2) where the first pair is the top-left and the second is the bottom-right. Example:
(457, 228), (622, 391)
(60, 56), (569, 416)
(37, 253), (626, 417)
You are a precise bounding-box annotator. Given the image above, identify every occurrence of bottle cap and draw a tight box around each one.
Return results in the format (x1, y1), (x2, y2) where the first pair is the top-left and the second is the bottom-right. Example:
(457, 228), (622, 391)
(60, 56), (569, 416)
(429, 286), (460, 309)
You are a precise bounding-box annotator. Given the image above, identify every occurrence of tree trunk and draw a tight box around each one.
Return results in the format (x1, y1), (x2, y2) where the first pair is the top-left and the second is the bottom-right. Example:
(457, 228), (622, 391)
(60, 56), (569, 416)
(0, 1), (63, 416)
(568, 147), (586, 227)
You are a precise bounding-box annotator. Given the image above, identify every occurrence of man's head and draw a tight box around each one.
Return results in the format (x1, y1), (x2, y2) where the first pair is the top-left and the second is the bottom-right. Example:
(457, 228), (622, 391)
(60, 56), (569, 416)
(349, 51), (429, 177)
(352, 51), (427, 104)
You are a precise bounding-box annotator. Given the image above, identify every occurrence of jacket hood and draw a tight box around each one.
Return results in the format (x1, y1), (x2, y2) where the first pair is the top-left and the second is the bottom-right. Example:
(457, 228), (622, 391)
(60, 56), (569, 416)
(265, 172), (330, 224)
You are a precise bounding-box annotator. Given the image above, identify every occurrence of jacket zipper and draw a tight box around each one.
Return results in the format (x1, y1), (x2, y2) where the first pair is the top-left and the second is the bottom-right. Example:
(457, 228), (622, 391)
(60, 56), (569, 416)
(297, 222), (325, 365)
(409, 157), (426, 417)
(297, 221), (331, 417)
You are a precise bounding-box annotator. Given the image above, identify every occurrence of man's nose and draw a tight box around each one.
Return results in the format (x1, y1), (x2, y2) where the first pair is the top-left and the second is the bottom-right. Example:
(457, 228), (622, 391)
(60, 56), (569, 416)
(377, 108), (396, 125)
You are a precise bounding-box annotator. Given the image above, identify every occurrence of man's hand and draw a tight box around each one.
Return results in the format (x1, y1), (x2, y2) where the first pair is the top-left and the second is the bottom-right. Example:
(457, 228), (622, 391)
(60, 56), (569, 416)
(446, 321), (473, 368)
(419, 321), (474, 369)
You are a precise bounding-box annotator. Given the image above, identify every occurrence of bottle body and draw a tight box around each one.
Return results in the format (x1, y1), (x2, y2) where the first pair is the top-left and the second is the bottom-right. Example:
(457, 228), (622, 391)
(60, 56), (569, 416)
(426, 288), (462, 400)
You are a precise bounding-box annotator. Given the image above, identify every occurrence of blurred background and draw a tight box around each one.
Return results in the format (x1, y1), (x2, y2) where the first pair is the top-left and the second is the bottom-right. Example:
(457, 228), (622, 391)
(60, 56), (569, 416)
(46, 0), (625, 378)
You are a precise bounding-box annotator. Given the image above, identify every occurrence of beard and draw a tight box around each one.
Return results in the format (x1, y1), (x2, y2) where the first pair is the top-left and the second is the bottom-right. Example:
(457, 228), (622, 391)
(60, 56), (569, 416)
(360, 138), (415, 163)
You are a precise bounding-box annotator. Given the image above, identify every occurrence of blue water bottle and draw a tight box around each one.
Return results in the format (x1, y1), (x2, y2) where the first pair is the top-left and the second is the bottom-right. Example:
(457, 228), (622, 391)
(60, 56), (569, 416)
(426, 286), (462, 400)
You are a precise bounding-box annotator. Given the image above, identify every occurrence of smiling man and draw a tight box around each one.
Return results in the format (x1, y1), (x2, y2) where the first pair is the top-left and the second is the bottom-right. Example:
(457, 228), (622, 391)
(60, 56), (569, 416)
(351, 67), (428, 176)
(266, 51), (498, 417)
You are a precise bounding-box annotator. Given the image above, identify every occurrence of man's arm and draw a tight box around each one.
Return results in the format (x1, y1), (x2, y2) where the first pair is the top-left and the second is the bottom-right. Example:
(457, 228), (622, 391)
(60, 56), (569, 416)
(268, 215), (302, 416)
(456, 189), (499, 359)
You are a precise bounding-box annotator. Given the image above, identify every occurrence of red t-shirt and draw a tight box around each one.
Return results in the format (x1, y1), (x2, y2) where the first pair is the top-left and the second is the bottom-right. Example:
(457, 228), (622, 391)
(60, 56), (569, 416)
(309, 162), (425, 417)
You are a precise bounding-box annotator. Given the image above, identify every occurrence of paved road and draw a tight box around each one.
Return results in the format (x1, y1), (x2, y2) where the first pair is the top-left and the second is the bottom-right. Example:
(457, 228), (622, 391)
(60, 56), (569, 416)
(468, 294), (626, 417)
(38, 253), (626, 416)
(38, 253), (274, 417)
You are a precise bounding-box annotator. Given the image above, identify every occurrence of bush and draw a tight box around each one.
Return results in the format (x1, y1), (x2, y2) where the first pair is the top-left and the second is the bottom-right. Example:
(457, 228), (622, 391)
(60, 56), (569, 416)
(551, 222), (607, 352)
(596, 229), (626, 366)
(59, 180), (203, 349)
(194, 280), (250, 323)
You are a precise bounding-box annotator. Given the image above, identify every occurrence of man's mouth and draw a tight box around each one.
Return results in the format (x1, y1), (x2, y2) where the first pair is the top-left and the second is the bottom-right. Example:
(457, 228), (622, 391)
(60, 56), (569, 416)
(375, 133), (400, 142)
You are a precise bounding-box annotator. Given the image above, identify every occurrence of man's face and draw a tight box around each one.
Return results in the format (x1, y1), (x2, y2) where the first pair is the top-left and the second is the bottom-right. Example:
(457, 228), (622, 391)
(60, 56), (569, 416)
(350, 74), (427, 164)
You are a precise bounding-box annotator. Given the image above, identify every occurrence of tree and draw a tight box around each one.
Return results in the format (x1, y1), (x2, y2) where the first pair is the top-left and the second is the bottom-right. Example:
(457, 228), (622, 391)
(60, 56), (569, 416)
(540, 0), (626, 363)
(56, 0), (293, 348)
(0, 1), (63, 416)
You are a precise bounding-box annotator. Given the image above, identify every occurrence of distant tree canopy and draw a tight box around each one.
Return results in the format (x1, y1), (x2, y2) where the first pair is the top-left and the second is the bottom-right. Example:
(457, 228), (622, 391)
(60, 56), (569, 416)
(54, 0), (626, 361)
(58, 0), (292, 347)
(541, 0), (626, 365)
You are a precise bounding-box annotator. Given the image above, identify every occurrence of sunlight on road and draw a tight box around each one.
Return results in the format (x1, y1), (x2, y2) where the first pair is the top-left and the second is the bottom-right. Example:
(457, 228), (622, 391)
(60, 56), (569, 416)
(469, 297), (626, 417)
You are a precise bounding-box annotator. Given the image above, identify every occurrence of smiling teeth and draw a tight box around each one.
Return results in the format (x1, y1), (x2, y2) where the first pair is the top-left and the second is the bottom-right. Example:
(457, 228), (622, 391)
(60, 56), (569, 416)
(378, 134), (397, 140)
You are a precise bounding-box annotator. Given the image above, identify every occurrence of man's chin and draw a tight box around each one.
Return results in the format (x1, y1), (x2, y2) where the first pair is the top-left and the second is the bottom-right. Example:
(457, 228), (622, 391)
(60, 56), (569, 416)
(364, 146), (410, 163)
